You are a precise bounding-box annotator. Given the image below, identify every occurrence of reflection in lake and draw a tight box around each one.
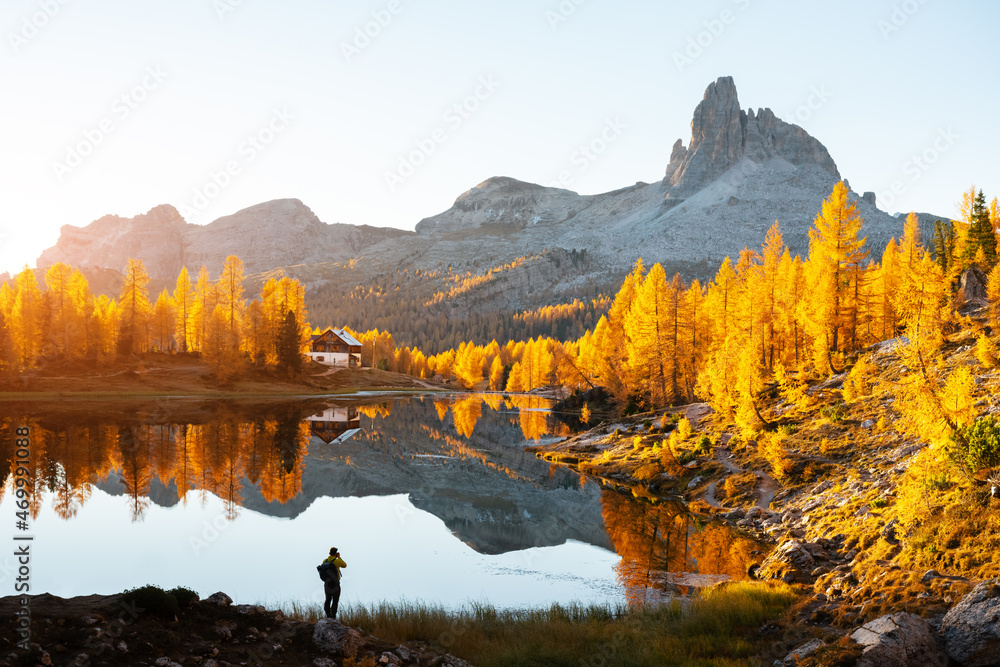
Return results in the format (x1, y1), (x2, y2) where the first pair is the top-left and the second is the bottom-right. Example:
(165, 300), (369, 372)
(0, 395), (765, 608)
(601, 491), (761, 605)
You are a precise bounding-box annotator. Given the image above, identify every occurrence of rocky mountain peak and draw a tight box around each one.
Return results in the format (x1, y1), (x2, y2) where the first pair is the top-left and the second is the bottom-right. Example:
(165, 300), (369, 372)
(663, 76), (840, 203)
(415, 177), (583, 235)
(37, 198), (412, 281)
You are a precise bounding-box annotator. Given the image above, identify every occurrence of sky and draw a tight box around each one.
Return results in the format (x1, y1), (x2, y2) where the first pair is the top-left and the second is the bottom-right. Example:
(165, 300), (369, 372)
(1, 0), (997, 275)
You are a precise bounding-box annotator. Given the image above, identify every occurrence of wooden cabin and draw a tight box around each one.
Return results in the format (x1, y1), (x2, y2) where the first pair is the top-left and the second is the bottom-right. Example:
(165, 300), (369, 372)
(308, 328), (363, 368)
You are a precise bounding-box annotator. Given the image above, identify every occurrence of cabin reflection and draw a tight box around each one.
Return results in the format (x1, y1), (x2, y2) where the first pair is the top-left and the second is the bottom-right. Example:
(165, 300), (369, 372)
(307, 406), (362, 445)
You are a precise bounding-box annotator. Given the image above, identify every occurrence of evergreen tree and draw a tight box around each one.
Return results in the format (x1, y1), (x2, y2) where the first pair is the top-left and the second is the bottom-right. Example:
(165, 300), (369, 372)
(931, 219), (955, 277)
(277, 310), (302, 373)
(966, 189), (997, 267)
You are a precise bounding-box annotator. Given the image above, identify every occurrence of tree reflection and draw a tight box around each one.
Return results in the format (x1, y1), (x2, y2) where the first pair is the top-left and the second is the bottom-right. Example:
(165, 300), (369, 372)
(601, 489), (760, 605)
(0, 405), (313, 523)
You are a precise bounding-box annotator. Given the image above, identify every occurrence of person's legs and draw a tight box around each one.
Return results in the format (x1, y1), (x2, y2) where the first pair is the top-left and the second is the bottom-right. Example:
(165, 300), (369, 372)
(323, 581), (335, 617)
(329, 583), (342, 618)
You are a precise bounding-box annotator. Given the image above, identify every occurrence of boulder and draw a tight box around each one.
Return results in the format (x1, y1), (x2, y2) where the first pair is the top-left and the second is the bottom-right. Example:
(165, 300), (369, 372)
(850, 612), (946, 667)
(939, 580), (1000, 666)
(959, 266), (988, 303)
(758, 540), (816, 584)
(779, 638), (825, 665)
(313, 619), (363, 658)
(204, 592), (233, 607)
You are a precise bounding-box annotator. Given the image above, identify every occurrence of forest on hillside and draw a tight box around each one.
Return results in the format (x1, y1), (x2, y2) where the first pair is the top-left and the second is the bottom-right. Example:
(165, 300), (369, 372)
(2, 184), (998, 431)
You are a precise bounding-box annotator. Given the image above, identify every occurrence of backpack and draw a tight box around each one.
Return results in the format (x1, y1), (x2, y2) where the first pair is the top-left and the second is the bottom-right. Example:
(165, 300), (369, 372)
(317, 561), (338, 583)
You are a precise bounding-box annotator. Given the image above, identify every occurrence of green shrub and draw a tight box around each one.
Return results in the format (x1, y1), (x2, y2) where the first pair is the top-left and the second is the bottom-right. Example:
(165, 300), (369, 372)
(696, 435), (712, 454)
(821, 403), (846, 422)
(925, 471), (953, 491)
(677, 450), (697, 465)
(167, 586), (199, 608)
(954, 416), (1000, 473)
(121, 585), (179, 619)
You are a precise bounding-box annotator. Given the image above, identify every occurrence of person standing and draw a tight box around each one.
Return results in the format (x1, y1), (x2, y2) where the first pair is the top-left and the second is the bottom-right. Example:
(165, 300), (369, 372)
(320, 547), (347, 619)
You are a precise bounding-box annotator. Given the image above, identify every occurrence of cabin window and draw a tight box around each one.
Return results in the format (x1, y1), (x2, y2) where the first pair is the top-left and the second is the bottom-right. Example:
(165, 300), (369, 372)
(317, 356), (324, 362)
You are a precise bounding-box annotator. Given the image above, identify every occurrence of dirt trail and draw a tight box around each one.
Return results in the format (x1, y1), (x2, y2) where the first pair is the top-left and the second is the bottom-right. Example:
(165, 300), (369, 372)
(703, 446), (777, 510)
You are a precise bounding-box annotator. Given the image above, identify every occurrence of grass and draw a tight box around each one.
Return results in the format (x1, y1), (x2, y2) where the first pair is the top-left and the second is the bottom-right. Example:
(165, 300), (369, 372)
(281, 582), (798, 667)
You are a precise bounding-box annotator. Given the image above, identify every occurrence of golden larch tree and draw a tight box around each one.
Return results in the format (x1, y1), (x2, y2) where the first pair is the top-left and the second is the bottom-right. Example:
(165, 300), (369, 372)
(173, 267), (194, 352)
(118, 258), (152, 354)
(11, 267), (44, 369)
(804, 181), (868, 372)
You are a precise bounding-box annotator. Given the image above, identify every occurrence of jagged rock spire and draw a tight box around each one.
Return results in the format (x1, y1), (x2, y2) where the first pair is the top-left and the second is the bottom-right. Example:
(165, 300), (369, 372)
(663, 76), (840, 203)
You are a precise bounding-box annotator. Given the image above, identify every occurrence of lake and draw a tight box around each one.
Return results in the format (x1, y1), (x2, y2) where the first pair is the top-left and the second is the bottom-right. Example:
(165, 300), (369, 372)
(0, 394), (761, 610)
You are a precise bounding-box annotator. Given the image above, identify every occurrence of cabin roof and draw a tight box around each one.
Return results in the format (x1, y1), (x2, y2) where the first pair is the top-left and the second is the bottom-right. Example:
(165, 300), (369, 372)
(311, 328), (362, 348)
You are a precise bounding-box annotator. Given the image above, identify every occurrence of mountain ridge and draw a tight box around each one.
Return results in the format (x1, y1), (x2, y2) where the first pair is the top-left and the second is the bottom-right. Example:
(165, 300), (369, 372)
(35, 77), (945, 333)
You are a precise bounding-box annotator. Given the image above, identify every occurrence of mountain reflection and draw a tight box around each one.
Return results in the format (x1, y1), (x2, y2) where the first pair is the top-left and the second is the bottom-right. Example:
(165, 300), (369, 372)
(1, 395), (762, 594)
(0, 394), (568, 524)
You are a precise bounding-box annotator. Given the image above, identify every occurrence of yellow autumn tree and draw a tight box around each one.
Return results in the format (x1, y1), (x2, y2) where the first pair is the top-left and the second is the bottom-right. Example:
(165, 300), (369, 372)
(150, 290), (176, 352)
(92, 295), (119, 365)
(987, 263), (1000, 328)
(173, 267), (194, 353)
(190, 266), (217, 353)
(217, 255), (246, 341)
(623, 264), (679, 407)
(803, 181), (869, 373)
(11, 267), (44, 369)
(118, 258), (152, 354)
(45, 262), (87, 358)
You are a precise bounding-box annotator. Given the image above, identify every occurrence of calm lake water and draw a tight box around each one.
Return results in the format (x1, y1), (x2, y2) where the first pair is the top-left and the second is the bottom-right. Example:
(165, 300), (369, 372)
(0, 394), (760, 609)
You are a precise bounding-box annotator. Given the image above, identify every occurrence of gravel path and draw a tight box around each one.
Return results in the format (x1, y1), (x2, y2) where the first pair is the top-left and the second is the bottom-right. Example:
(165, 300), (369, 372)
(703, 445), (777, 510)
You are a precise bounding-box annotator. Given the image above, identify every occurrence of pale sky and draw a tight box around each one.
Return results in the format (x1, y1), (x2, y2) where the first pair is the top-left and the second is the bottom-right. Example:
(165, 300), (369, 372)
(1, 0), (997, 275)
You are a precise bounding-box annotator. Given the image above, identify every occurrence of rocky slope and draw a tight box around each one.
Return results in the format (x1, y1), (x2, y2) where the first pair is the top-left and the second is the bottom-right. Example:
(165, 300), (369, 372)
(0, 591), (470, 667)
(529, 302), (1000, 666)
